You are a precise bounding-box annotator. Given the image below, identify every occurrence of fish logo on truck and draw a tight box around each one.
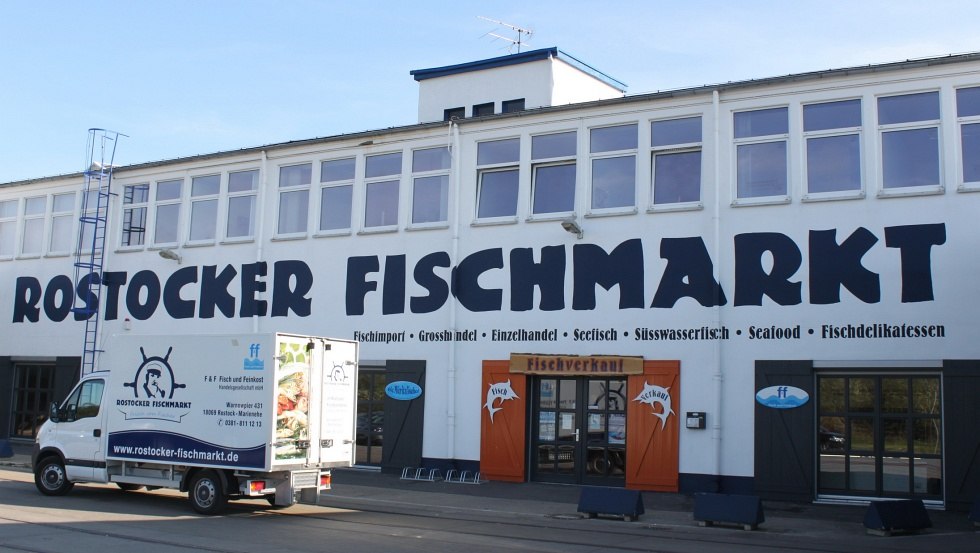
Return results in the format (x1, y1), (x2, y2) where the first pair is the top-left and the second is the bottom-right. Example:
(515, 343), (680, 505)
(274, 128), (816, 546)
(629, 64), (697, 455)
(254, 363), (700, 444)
(118, 346), (191, 422)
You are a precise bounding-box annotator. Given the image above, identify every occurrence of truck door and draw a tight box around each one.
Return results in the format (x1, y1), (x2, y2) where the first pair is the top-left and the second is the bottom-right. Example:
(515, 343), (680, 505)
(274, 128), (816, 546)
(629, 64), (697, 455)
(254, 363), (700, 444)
(273, 336), (314, 465)
(55, 378), (106, 481)
(316, 339), (358, 467)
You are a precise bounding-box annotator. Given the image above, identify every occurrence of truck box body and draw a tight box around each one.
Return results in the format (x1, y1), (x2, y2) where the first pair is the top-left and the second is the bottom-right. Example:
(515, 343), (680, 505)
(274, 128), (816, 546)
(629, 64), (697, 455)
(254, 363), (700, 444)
(33, 332), (358, 513)
(103, 333), (357, 471)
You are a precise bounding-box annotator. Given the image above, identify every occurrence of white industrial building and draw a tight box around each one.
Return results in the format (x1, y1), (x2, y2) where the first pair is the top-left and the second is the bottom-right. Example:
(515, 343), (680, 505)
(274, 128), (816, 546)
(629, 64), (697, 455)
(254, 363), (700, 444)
(2, 47), (979, 509)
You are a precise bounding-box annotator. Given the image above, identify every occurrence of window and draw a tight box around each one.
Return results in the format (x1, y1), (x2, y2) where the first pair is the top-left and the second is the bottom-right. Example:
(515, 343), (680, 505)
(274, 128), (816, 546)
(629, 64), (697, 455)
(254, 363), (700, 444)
(121, 184), (148, 247)
(62, 378), (105, 421)
(476, 138), (520, 219)
(364, 153), (401, 228)
(804, 100), (862, 196)
(79, 189), (101, 253)
(531, 131), (576, 215)
(956, 86), (980, 186)
(189, 174), (219, 242)
(444, 107), (464, 121)
(878, 92), (941, 191)
(154, 179), (182, 245)
(21, 196), (46, 255)
(734, 107), (788, 200)
(411, 147), (450, 225)
(502, 98), (525, 113)
(651, 117), (702, 206)
(817, 374), (942, 499)
(10, 363), (55, 438)
(0, 199), (17, 257)
(590, 124), (637, 210)
(319, 158), (354, 232)
(226, 169), (258, 239)
(473, 102), (494, 117)
(277, 163), (311, 235)
(49, 193), (75, 254)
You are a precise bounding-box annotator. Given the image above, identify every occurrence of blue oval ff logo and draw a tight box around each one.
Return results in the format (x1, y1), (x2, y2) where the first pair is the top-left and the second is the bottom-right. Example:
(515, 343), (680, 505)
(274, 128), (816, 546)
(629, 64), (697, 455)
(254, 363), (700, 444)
(385, 381), (422, 401)
(755, 385), (809, 409)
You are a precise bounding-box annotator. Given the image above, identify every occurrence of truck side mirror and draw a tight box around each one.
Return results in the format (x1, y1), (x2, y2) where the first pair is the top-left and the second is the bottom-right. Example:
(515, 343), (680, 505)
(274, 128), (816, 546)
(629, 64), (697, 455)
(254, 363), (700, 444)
(65, 404), (77, 423)
(48, 402), (60, 423)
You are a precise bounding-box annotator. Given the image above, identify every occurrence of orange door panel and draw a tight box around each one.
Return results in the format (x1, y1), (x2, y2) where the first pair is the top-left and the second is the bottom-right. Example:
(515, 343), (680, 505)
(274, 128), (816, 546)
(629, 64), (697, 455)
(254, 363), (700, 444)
(480, 360), (527, 482)
(626, 360), (680, 491)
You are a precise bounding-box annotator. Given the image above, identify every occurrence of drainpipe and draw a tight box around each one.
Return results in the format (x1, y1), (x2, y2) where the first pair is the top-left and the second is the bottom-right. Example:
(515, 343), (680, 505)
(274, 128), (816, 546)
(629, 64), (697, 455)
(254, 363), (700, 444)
(711, 89), (724, 491)
(446, 121), (461, 464)
(253, 150), (268, 334)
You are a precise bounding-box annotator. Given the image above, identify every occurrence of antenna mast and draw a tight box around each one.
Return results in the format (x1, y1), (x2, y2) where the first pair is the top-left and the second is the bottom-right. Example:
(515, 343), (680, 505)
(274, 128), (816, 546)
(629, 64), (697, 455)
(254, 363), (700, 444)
(478, 16), (533, 53)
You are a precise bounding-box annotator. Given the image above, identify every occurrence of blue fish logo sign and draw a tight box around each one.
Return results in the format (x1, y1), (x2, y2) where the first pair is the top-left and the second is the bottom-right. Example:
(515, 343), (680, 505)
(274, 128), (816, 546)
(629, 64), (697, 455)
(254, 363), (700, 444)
(756, 385), (809, 409)
(385, 381), (422, 401)
(243, 343), (264, 371)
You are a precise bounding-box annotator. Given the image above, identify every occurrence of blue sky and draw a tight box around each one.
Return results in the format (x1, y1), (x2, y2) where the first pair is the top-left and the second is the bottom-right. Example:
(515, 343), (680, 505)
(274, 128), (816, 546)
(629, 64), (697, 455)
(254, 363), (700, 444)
(3, 0), (980, 184)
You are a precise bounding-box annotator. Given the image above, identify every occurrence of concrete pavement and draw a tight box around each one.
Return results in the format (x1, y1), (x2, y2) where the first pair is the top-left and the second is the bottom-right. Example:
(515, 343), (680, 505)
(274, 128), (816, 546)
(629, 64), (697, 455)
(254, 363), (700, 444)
(4, 438), (976, 549)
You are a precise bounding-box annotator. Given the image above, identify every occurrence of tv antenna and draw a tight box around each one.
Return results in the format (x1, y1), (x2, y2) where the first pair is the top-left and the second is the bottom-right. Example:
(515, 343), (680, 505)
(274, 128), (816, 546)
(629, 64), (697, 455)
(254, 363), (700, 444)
(478, 16), (533, 53)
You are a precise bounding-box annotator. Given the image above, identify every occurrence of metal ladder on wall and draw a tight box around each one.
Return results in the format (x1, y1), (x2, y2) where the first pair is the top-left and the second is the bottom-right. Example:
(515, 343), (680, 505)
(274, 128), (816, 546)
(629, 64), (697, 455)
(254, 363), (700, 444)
(72, 129), (123, 376)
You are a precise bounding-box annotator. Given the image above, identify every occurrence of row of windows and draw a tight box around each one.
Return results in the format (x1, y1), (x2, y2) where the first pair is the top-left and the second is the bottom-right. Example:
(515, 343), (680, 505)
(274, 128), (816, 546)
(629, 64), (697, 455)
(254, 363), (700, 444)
(3, 86), (980, 259)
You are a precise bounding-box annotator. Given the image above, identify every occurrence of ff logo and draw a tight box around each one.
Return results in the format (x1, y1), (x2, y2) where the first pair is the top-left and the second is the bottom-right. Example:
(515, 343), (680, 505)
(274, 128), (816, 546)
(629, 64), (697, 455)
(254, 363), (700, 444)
(244, 343), (265, 370)
(123, 347), (187, 399)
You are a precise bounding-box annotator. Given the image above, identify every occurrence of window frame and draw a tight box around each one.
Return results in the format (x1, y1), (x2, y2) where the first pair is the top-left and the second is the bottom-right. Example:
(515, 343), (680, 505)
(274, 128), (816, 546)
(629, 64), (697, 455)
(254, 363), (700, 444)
(732, 106), (791, 206)
(276, 162), (312, 239)
(224, 169), (259, 242)
(475, 137), (521, 224)
(409, 146), (451, 229)
(876, 90), (943, 198)
(48, 192), (76, 257)
(649, 116), (704, 212)
(316, 157), (356, 236)
(187, 174), (221, 245)
(529, 131), (577, 220)
(587, 123), (638, 216)
(361, 152), (402, 233)
(20, 195), (47, 258)
(152, 178), (183, 247)
(120, 184), (149, 249)
(0, 198), (19, 260)
(802, 98), (865, 202)
(955, 85), (980, 192)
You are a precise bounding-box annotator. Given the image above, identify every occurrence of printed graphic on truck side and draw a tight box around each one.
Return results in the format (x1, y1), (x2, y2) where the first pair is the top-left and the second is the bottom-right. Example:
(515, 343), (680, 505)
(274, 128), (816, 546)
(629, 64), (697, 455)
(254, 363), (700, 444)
(107, 340), (270, 470)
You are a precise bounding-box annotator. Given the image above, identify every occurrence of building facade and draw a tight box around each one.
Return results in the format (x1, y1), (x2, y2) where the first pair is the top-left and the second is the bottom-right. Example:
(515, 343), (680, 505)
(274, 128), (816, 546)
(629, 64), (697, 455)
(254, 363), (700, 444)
(2, 48), (979, 509)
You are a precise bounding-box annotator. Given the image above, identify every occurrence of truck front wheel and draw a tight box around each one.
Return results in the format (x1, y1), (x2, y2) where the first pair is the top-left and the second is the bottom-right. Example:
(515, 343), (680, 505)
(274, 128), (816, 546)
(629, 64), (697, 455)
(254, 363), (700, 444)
(35, 457), (74, 496)
(189, 470), (227, 515)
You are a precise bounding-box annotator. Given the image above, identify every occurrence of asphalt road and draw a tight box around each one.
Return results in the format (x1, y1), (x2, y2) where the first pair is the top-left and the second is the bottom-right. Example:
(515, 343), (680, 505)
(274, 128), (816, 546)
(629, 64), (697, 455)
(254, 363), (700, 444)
(0, 468), (974, 553)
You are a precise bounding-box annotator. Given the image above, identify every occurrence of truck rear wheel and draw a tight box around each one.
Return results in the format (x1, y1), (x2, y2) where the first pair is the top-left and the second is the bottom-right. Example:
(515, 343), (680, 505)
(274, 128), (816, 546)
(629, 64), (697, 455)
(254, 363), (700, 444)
(189, 470), (227, 515)
(35, 457), (74, 496)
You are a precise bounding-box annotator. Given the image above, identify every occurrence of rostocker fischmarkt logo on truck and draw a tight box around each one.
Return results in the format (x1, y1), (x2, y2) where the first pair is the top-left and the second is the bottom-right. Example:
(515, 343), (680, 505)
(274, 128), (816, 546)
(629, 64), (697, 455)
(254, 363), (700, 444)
(118, 347), (191, 422)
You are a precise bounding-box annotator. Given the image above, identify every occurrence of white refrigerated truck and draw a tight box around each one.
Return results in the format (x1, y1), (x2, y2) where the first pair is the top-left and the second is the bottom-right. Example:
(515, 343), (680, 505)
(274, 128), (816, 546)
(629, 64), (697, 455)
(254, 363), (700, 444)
(32, 333), (358, 514)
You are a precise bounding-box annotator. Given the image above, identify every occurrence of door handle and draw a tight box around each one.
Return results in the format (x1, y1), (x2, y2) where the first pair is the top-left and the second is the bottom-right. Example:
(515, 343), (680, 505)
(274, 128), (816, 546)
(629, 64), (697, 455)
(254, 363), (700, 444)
(93, 429), (101, 437)
(575, 428), (580, 442)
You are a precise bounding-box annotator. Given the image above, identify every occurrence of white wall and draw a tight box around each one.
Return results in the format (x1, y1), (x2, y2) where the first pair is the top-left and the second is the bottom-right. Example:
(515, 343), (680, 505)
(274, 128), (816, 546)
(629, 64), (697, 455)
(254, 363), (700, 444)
(2, 58), (979, 479)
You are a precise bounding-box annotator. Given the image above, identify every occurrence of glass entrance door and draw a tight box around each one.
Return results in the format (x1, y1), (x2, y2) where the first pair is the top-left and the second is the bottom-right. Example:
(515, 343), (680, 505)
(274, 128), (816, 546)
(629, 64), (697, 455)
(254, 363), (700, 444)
(531, 376), (627, 485)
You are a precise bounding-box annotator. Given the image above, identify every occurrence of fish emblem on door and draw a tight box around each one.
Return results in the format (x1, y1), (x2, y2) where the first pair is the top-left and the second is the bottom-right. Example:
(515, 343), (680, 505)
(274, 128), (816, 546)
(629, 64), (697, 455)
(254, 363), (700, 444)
(633, 381), (674, 430)
(484, 380), (519, 423)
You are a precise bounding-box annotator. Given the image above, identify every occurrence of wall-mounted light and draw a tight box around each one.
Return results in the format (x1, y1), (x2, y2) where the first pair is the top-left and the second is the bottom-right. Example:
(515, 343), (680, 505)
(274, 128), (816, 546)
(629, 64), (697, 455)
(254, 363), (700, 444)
(560, 217), (583, 239)
(158, 248), (182, 264)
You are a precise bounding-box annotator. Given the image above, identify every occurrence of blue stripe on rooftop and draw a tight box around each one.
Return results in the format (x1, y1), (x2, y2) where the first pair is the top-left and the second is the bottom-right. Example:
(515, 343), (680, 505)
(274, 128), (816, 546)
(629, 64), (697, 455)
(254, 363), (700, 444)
(410, 47), (627, 91)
